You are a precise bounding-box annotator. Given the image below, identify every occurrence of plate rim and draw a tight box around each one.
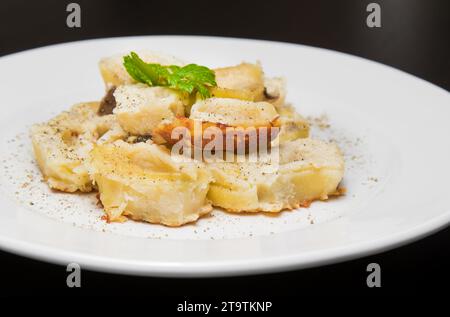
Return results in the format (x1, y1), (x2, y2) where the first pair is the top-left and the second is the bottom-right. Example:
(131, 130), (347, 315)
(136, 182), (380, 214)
(0, 213), (448, 277)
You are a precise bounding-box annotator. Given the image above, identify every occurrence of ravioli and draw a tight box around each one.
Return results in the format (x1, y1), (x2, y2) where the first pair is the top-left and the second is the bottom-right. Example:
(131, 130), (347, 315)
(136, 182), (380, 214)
(32, 51), (345, 226)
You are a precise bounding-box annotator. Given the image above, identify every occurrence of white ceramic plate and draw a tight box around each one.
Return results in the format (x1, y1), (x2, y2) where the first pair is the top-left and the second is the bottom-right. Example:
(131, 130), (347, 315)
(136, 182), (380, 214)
(0, 36), (449, 277)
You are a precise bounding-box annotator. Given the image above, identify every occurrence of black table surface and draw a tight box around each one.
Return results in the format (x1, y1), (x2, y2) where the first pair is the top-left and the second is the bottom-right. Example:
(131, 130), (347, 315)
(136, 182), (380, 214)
(0, 0), (448, 296)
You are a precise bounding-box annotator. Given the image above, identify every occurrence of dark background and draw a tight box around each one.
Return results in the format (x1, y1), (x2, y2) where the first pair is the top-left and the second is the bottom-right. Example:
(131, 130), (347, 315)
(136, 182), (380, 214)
(0, 0), (448, 297)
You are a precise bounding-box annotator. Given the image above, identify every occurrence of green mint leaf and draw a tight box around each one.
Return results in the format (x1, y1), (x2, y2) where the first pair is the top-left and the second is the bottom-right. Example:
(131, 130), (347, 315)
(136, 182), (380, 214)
(123, 52), (168, 85)
(167, 64), (217, 99)
(123, 54), (152, 85)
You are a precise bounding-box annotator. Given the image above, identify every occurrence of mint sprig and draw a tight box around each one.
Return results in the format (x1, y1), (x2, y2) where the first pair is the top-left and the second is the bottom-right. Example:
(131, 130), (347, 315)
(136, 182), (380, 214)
(123, 52), (216, 99)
